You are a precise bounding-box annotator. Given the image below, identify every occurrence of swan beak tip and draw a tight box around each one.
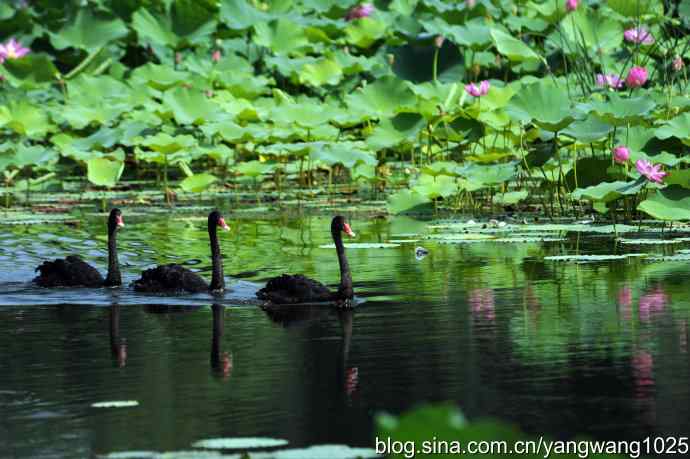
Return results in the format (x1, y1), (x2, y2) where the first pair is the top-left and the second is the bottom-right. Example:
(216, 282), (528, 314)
(343, 223), (355, 238)
(218, 217), (230, 231)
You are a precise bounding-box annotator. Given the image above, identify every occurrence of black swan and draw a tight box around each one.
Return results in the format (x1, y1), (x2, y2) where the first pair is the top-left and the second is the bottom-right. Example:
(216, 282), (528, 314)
(257, 215), (355, 305)
(133, 210), (229, 294)
(34, 208), (124, 287)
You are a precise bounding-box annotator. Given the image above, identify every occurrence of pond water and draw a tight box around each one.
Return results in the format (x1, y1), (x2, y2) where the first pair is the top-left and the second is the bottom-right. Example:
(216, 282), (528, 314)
(2, 210), (690, 457)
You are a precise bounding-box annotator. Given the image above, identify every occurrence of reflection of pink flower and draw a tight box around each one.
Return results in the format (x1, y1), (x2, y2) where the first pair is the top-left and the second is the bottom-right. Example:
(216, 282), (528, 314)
(465, 80), (490, 97)
(345, 3), (374, 21)
(469, 288), (495, 321)
(632, 351), (654, 387)
(636, 159), (666, 184)
(639, 287), (667, 321)
(565, 0), (578, 12)
(624, 27), (654, 45)
(626, 66), (648, 88)
(617, 286), (632, 307)
(596, 73), (623, 89)
(345, 367), (359, 396)
(612, 146), (630, 164)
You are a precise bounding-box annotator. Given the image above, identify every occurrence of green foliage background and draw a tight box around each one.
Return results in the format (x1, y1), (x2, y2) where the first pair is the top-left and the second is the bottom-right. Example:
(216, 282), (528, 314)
(0, 0), (689, 219)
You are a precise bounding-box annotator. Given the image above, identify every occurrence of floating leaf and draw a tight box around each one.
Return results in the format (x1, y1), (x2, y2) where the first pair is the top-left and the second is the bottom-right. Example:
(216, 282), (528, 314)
(91, 400), (139, 408)
(544, 254), (647, 262)
(318, 243), (401, 249)
(191, 437), (288, 450)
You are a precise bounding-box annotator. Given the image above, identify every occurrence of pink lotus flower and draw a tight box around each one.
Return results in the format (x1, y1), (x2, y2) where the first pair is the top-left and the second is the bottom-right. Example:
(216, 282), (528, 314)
(565, 0), (578, 12)
(624, 27), (654, 45)
(673, 56), (684, 72)
(596, 73), (623, 89)
(626, 66), (648, 88)
(345, 3), (374, 21)
(0, 38), (30, 63)
(636, 159), (666, 183)
(212, 50), (221, 62)
(612, 146), (630, 163)
(465, 80), (490, 97)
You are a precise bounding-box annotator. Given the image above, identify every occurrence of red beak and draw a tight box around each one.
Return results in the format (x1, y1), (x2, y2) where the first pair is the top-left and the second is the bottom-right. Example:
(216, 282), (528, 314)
(343, 223), (355, 238)
(218, 217), (230, 231)
(116, 215), (124, 228)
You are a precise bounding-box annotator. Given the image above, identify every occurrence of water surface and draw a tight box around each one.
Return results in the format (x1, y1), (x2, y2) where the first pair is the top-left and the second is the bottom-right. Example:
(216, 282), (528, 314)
(1, 211), (690, 457)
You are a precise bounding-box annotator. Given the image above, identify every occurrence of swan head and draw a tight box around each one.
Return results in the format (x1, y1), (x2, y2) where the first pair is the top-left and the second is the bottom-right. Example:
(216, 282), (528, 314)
(109, 208), (124, 229)
(209, 210), (230, 231)
(333, 215), (355, 238)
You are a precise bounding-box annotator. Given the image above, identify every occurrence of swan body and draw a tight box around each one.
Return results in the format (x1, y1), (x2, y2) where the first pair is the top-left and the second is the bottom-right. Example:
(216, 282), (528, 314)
(133, 264), (208, 294)
(257, 216), (355, 305)
(34, 209), (124, 288)
(133, 210), (229, 294)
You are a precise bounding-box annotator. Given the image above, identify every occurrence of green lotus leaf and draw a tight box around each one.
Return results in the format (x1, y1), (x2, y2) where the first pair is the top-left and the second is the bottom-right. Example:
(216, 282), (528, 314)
(220, 0), (271, 30)
(571, 180), (644, 203)
(665, 170), (690, 189)
(638, 185), (690, 221)
(557, 8), (623, 54)
(368, 113), (425, 150)
(310, 142), (377, 169)
(179, 173), (218, 192)
(413, 174), (457, 199)
(51, 10), (127, 51)
(236, 160), (275, 178)
(608, 0), (663, 16)
(3, 101), (51, 139)
(13, 144), (58, 168)
(138, 133), (197, 154)
(655, 112), (690, 146)
(2, 55), (58, 87)
(493, 190), (528, 205)
(344, 17), (387, 48)
(162, 87), (218, 125)
(346, 76), (416, 118)
(581, 94), (656, 125)
(507, 82), (573, 131)
(387, 189), (432, 214)
(299, 58), (343, 86)
(561, 115), (613, 143)
(420, 18), (492, 49)
(490, 28), (540, 62)
(131, 64), (190, 90)
(253, 19), (309, 55)
(87, 157), (124, 188)
(133, 5), (215, 49)
(270, 101), (330, 128)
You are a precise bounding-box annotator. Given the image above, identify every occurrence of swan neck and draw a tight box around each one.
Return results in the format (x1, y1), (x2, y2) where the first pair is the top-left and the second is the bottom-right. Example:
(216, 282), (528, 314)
(105, 225), (121, 286)
(332, 227), (352, 297)
(209, 224), (224, 291)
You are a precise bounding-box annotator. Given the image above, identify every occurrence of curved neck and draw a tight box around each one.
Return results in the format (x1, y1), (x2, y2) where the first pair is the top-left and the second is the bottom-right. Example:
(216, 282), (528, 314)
(104, 225), (121, 286)
(332, 226), (352, 297)
(209, 224), (224, 291)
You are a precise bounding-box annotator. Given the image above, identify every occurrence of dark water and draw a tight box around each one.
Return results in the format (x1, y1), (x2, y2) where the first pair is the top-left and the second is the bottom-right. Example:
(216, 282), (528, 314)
(1, 211), (690, 458)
